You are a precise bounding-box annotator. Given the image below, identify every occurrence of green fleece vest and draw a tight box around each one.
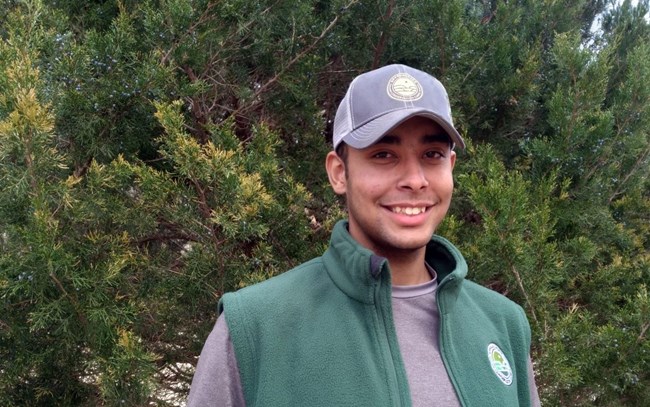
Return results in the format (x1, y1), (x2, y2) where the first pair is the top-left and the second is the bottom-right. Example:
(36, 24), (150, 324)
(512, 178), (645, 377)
(220, 221), (532, 406)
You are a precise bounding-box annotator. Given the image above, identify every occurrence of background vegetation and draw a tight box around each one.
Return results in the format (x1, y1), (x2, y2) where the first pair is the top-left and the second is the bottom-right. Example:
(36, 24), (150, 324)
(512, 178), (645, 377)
(1, 0), (648, 405)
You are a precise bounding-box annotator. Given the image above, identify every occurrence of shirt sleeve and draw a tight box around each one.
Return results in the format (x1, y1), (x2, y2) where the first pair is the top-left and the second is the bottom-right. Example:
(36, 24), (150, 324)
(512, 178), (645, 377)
(187, 313), (246, 407)
(528, 356), (542, 407)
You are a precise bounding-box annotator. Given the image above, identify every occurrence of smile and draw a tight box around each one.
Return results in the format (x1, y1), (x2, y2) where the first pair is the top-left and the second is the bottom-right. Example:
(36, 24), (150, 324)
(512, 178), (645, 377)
(390, 206), (427, 216)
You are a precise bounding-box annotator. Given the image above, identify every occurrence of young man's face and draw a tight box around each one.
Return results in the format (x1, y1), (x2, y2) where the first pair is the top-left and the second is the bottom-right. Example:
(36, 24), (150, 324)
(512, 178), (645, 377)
(327, 116), (456, 259)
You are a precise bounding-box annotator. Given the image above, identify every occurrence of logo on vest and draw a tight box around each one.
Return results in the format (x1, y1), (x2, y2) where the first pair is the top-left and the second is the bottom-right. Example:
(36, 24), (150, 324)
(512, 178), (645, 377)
(487, 343), (513, 386)
(386, 73), (423, 101)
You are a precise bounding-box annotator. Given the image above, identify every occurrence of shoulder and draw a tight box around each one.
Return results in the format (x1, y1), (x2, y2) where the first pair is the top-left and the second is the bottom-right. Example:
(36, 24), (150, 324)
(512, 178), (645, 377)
(237, 257), (325, 297)
(219, 256), (327, 315)
(458, 279), (529, 327)
(462, 280), (523, 308)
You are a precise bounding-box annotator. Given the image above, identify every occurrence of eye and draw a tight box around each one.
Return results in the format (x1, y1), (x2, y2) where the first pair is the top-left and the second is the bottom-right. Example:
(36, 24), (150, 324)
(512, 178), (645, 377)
(372, 151), (394, 159)
(424, 150), (445, 159)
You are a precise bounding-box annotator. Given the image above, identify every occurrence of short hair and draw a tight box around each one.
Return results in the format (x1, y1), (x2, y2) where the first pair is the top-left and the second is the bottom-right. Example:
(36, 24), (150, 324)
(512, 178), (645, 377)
(335, 142), (348, 164)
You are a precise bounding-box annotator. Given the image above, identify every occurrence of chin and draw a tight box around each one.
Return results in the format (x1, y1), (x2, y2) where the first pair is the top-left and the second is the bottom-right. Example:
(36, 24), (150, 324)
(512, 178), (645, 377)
(395, 226), (437, 244)
(387, 235), (433, 252)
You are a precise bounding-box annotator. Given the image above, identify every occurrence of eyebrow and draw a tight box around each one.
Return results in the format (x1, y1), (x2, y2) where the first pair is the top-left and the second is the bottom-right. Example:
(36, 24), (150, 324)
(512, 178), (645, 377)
(374, 133), (452, 146)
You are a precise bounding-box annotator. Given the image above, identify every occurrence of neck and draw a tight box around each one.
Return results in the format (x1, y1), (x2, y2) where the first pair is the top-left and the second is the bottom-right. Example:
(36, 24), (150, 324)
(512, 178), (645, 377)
(383, 248), (430, 286)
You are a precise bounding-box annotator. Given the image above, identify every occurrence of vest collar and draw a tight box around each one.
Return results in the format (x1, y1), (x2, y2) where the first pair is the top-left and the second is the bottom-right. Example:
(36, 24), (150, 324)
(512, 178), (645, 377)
(322, 220), (468, 304)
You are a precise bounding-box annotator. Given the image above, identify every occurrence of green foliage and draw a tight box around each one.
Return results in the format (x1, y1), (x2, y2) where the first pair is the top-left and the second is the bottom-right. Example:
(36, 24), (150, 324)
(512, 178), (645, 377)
(454, 143), (562, 330)
(1, 0), (648, 405)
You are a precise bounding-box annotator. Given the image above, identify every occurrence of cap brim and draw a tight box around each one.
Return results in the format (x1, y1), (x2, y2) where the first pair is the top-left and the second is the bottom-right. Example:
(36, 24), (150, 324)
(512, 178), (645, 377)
(342, 108), (465, 150)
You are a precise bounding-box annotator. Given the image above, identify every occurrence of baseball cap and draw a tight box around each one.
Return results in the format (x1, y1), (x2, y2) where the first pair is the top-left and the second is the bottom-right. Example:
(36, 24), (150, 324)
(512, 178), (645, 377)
(332, 64), (465, 150)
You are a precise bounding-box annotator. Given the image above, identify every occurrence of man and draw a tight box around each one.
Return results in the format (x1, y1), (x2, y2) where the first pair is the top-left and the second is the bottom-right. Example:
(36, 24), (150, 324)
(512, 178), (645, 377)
(188, 64), (541, 406)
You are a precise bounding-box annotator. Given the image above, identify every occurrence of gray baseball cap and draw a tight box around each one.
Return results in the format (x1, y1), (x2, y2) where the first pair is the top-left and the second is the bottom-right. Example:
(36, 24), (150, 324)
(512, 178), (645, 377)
(332, 64), (464, 150)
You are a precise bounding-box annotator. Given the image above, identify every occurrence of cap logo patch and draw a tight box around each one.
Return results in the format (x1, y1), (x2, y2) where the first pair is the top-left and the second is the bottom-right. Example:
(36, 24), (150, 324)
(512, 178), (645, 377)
(487, 343), (513, 386)
(387, 73), (423, 101)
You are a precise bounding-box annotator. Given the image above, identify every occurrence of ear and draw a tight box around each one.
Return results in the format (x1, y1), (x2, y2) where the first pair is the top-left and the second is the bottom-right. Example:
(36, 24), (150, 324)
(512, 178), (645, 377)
(325, 151), (347, 195)
(450, 150), (457, 170)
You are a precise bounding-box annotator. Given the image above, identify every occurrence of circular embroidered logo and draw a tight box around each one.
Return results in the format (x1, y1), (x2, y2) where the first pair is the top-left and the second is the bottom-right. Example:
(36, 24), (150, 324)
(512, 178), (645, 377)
(487, 343), (513, 386)
(386, 73), (423, 101)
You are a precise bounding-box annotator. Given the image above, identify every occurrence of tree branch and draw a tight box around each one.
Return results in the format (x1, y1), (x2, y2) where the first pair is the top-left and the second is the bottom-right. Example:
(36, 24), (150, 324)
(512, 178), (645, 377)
(638, 321), (649, 344)
(608, 145), (650, 204)
(372, 0), (395, 69)
(229, 0), (359, 121)
(511, 264), (540, 328)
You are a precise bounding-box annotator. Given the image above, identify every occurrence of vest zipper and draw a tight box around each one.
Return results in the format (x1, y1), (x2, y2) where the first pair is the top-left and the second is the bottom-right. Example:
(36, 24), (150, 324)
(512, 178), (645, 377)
(374, 269), (408, 407)
(436, 276), (467, 407)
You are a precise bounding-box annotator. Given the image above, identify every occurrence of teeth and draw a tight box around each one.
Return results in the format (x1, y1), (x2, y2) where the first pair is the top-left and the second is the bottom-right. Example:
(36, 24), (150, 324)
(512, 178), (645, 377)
(392, 206), (426, 215)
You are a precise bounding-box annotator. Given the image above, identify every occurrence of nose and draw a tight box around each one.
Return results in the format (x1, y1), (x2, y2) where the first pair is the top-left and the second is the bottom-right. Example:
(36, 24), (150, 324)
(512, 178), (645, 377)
(397, 157), (429, 190)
